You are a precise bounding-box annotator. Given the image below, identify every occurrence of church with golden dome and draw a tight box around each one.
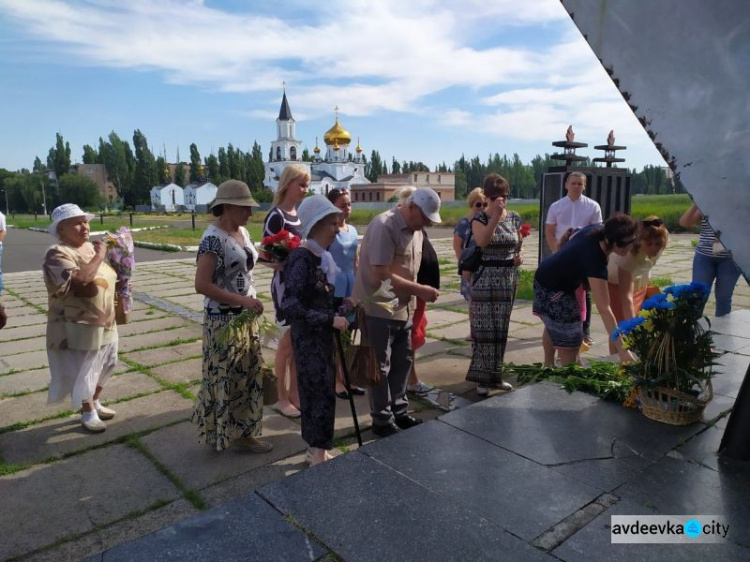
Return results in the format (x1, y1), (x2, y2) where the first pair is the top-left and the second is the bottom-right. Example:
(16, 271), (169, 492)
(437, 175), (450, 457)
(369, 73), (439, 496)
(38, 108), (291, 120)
(263, 90), (369, 194)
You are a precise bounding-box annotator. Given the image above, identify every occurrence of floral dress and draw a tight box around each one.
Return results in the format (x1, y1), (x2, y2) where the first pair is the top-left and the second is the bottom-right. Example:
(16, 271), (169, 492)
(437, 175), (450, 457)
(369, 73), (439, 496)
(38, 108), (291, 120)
(466, 211), (521, 385)
(191, 224), (263, 451)
(280, 247), (337, 450)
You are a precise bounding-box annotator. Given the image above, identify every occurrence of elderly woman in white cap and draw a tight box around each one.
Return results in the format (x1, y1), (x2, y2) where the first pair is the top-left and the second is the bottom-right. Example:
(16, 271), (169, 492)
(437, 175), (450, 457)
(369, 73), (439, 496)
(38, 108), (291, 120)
(192, 180), (272, 453)
(280, 195), (350, 466)
(43, 203), (119, 432)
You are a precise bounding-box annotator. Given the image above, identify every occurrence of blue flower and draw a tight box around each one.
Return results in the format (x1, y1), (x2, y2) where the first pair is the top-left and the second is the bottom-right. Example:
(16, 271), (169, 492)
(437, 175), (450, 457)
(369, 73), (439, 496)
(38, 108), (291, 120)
(642, 293), (675, 310)
(612, 315), (646, 340)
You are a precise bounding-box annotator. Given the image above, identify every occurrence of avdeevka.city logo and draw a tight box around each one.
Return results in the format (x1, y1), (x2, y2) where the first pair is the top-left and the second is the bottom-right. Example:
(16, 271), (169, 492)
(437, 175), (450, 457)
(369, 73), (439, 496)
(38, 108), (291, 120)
(611, 515), (729, 544)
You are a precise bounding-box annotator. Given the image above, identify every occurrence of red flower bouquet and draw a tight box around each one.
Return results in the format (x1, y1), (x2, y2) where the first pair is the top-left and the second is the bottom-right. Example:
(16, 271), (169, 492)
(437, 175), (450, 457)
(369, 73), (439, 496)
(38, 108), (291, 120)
(519, 223), (532, 239)
(260, 229), (301, 262)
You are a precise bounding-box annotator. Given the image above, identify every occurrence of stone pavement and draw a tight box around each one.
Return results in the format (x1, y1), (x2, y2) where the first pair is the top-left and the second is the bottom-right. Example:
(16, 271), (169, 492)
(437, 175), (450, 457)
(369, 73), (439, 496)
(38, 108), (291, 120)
(0, 231), (748, 561)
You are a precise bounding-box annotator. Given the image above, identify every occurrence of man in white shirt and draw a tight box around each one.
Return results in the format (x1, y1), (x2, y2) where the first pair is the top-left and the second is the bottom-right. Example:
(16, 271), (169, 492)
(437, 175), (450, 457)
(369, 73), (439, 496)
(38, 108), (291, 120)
(544, 172), (602, 344)
(0, 209), (6, 295)
(545, 172), (602, 252)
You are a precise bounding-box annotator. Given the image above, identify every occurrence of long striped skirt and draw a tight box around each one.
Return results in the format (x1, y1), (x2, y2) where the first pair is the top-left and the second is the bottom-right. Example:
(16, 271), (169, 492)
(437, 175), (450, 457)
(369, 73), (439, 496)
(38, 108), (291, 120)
(466, 266), (518, 385)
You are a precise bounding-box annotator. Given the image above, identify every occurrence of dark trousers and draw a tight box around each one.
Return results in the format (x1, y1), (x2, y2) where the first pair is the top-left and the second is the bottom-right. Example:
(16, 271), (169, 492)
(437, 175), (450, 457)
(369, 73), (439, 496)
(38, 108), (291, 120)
(365, 315), (413, 427)
(583, 290), (592, 337)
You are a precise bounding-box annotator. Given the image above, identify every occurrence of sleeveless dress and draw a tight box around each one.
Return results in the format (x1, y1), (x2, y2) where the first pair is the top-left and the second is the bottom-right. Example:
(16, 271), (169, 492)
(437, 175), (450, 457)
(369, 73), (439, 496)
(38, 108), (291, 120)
(466, 211), (521, 385)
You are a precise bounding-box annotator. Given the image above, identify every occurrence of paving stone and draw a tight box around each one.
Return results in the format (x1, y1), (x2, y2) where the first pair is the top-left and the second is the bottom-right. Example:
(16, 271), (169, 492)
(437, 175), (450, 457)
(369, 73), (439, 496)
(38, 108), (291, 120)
(0, 321), (47, 341)
(116, 316), (191, 337)
(363, 420), (602, 540)
(0, 371), (162, 429)
(414, 353), (473, 393)
(423, 308), (469, 327)
(1, 312), (48, 328)
(25, 500), (199, 562)
(552, 498), (750, 562)
(428, 321), (472, 341)
(713, 333), (750, 354)
(166, 294), (204, 310)
(0, 349), (50, 372)
(0, 368), (50, 397)
(440, 383), (704, 468)
(676, 424), (729, 470)
(150, 357), (203, 384)
(332, 392), (372, 439)
(706, 310), (750, 336)
(88, 492), (325, 562)
(127, 308), (171, 323)
(118, 326), (201, 353)
(0, 336), (46, 355)
(140, 412), (306, 491)
(257, 451), (554, 562)
(0, 444), (181, 561)
(0, 390), (192, 465)
(124, 340), (203, 367)
(415, 338), (461, 359)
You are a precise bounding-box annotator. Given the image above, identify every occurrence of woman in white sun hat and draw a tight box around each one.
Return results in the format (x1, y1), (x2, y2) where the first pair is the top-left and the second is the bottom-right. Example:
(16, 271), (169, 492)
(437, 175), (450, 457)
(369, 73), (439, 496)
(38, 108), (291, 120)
(280, 195), (350, 466)
(43, 203), (119, 433)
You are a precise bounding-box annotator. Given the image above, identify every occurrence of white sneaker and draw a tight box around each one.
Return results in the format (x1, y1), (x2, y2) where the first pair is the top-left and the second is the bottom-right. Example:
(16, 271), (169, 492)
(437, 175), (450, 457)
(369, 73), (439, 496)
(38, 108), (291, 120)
(407, 381), (433, 395)
(94, 400), (116, 420)
(495, 381), (513, 391)
(81, 411), (106, 433)
(476, 385), (489, 396)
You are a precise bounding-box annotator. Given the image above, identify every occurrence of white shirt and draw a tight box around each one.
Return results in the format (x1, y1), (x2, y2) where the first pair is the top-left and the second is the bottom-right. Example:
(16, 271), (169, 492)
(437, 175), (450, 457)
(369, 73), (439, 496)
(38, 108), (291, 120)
(0, 211), (6, 245)
(546, 195), (602, 242)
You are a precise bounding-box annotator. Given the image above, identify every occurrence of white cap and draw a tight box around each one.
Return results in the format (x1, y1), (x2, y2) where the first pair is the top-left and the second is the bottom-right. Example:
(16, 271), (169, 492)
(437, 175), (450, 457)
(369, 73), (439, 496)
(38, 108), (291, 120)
(408, 187), (442, 224)
(49, 204), (95, 236)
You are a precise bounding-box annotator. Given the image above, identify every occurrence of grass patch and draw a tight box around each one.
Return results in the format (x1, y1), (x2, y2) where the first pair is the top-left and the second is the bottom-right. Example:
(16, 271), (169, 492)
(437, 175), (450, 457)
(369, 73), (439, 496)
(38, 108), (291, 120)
(4, 287), (47, 315)
(650, 276), (674, 288)
(516, 268), (536, 301)
(125, 435), (208, 511)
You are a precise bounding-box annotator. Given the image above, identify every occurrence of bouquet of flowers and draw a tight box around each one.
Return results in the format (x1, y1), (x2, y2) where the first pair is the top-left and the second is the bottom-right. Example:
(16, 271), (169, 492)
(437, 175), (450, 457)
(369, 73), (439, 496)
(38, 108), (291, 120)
(612, 282), (716, 395)
(105, 226), (135, 319)
(260, 229), (301, 262)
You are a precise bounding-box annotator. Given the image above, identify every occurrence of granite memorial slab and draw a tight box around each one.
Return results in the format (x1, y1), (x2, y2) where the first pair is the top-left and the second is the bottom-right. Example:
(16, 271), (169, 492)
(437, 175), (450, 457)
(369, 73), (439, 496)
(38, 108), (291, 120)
(616, 455), (750, 547)
(258, 451), (554, 562)
(440, 383), (703, 468)
(362, 419), (603, 540)
(552, 498), (749, 562)
(88, 492), (324, 562)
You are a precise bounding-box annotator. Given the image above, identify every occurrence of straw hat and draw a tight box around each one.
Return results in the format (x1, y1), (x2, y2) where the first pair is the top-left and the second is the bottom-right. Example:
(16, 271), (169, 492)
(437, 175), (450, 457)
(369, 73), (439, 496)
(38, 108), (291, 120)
(297, 195), (342, 239)
(209, 180), (259, 210)
(49, 203), (95, 236)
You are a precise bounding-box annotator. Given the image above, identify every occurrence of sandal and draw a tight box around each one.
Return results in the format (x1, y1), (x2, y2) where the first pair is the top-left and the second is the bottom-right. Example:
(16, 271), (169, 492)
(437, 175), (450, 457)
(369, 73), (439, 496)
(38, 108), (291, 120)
(278, 403), (301, 418)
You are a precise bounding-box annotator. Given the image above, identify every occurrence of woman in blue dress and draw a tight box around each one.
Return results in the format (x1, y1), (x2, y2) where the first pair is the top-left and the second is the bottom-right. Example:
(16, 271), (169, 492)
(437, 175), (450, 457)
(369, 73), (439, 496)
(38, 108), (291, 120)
(326, 188), (365, 398)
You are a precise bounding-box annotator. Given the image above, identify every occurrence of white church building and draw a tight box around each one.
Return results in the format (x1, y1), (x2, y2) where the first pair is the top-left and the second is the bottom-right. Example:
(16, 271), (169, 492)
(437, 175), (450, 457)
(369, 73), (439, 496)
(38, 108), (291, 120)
(263, 91), (369, 195)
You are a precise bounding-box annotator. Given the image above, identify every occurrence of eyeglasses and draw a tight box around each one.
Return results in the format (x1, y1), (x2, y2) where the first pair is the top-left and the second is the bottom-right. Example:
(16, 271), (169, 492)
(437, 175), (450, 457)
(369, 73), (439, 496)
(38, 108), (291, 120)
(615, 238), (637, 248)
(641, 218), (664, 227)
(473, 202), (488, 208)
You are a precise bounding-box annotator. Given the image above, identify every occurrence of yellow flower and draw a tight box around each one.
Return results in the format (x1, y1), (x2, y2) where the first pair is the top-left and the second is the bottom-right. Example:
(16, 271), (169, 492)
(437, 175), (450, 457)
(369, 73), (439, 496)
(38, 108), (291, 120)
(666, 294), (675, 302)
(639, 309), (652, 318)
(643, 320), (654, 332)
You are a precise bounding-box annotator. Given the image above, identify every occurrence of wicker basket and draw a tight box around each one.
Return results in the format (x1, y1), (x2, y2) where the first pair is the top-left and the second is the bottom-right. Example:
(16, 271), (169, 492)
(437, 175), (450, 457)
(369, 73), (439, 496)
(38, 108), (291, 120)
(638, 380), (713, 425)
(261, 368), (278, 406)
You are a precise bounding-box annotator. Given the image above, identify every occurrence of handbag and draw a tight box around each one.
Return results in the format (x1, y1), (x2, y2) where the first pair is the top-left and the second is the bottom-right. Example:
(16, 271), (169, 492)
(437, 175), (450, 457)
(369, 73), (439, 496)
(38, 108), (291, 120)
(261, 367), (279, 405)
(342, 309), (381, 388)
(458, 222), (482, 273)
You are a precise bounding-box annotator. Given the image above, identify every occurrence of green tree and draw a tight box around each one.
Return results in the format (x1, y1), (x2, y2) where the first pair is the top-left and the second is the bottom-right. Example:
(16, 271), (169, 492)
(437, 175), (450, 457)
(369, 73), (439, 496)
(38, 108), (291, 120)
(82, 144), (99, 164)
(99, 132), (135, 206)
(218, 147), (230, 180)
(32, 157), (45, 173)
(365, 150), (384, 182)
(46, 133), (71, 178)
(246, 141), (265, 190)
(391, 157), (401, 174)
(174, 162), (186, 187)
(155, 156), (169, 184)
(132, 129), (156, 205)
(189, 143), (202, 183)
(58, 173), (101, 208)
(205, 154), (220, 183)
(227, 143), (240, 179)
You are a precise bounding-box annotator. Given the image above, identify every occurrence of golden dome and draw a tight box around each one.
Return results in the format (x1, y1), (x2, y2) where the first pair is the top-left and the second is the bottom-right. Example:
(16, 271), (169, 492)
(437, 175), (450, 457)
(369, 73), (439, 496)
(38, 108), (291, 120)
(323, 116), (351, 146)
(356, 136), (362, 153)
(314, 145), (320, 154)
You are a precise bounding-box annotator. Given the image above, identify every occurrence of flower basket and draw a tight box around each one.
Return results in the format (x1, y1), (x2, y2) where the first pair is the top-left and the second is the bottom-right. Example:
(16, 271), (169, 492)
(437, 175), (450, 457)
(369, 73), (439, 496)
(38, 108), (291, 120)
(614, 282), (718, 425)
(639, 380), (713, 426)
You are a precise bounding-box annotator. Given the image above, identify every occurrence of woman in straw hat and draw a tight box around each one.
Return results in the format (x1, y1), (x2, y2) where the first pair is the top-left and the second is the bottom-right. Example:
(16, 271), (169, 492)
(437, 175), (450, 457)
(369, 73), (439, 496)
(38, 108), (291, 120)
(192, 180), (272, 453)
(262, 164), (310, 418)
(280, 195), (350, 466)
(43, 204), (119, 432)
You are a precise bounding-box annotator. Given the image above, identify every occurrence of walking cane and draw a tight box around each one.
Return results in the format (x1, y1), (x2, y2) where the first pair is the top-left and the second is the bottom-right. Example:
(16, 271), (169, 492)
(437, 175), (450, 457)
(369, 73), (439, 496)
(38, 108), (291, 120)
(335, 332), (363, 447)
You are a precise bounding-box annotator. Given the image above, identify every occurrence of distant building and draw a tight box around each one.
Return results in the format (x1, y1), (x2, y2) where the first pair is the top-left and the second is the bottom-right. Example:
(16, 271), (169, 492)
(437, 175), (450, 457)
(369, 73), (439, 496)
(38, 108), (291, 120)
(264, 90), (369, 195)
(350, 171), (455, 203)
(183, 181), (218, 211)
(69, 164), (118, 205)
(150, 182), (184, 212)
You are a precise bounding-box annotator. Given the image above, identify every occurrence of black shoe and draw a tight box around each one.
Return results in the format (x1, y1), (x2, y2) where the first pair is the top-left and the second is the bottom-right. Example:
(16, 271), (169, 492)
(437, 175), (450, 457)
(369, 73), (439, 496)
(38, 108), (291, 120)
(350, 386), (366, 396)
(372, 423), (402, 438)
(336, 390), (350, 400)
(395, 415), (423, 430)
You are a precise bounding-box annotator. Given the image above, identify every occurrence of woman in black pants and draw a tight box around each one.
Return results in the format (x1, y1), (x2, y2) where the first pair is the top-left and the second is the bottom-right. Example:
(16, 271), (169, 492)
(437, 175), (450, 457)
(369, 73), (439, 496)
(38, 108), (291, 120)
(281, 195), (350, 466)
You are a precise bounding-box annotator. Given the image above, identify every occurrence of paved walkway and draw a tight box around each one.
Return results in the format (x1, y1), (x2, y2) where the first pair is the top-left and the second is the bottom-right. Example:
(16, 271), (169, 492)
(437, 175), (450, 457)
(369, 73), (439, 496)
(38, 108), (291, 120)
(0, 231), (748, 560)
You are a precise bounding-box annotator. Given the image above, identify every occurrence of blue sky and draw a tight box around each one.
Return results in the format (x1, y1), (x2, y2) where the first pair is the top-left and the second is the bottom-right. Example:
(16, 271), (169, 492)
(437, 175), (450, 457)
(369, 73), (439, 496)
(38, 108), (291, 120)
(0, 0), (666, 173)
